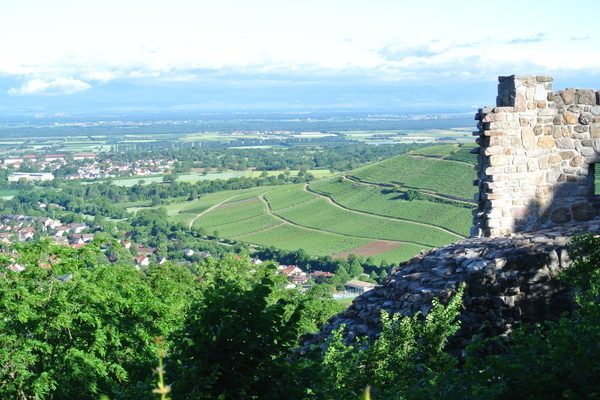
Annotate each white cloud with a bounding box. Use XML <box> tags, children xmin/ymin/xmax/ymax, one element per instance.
<box><xmin>8</xmin><ymin>78</ymin><xmax>92</xmax><ymax>96</ymax></box>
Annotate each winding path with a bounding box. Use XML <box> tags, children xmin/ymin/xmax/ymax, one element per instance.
<box><xmin>187</xmin><ymin>194</ymin><xmax>240</xmax><ymax>228</ymax></box>
<box><xmin>304</xmin><ymin>184</ymin><xmax>465</xmax><ymax>239</ymax></box>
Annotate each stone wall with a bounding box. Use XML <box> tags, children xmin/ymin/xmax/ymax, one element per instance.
<box><xmin>298</xmin><ymin>219</ymin><xmax>600</xmax><ymax>357</ymax></box>
<box><xmin>472</xmin><ymin>75</ymin><xmax>600</xmax><ymax>237</ymax></box>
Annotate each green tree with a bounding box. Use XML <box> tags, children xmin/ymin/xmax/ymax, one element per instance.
<box><xmin>171</xmin><ymin>276</ymin><xmax>305</xmax><ymax>399</ymax></box>
<box><xmin>318</xmin><ymin>285</ymin><xmax>464</xmax><ymax>398</ymax></box>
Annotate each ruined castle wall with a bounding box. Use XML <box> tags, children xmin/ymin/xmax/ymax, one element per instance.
<box><xmin>472</xmin><ymin>75</ymin><xmax>600</xmax><ymax>237</ymax></box>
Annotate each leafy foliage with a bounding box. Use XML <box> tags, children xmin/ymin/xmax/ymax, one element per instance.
<box><xmin>317</xmin><ymin>285</ymin><xmax>464</xmax><ymax>398</ymax></box>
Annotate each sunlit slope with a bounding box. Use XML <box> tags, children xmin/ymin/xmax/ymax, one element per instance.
<box><xmin>350</xmin><ymin>144</ymin><xmax>478</xmax><ymax>201</ymax></box>
<box><xmin>169</xmin><ymin>144</ymin><xmax>477</xmax><ymax>263</ymax></box>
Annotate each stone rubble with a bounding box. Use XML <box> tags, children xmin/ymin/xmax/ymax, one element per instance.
<box><xmin>298</xmin><ymin>219</ymin><xmax>600</xmax><ymax>356</ymax></box>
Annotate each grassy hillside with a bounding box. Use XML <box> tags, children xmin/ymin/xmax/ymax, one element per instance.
<box><xmin>350</xmin><ymin>143</ymin><xmax>477</xmax><ymax>201</ymax></box>
<box><xmin>158</xmin><ymin>144</ymin><xmax>477</xmax><ymax>264</ymax></box>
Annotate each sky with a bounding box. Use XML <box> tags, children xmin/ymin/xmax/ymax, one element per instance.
<box><xmin>1</xmin><ymin>0</ymin><xmax>599</xmax><ymax>115</ymax></box>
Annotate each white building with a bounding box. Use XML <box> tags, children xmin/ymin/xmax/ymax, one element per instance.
<box><xmin>8</xmin><ymin>172</ymin><xmax>54</xmax><ymax>182</ymax></box>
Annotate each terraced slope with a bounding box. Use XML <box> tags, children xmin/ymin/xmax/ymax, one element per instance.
<box><xmin>168</xmin><ymin>144</ymin><xmax>477</xmax><ymax>263</ymax></box>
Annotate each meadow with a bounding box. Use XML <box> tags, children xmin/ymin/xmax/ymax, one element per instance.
<box><xmin>350</xmin><ymin>144</ymin><xmax>478</xmax><ymax>201</ymax></box>
<box><xmin>159</xmin><ymin>143</ymin><xmax>476</xmax><ymax>265</ymax></box>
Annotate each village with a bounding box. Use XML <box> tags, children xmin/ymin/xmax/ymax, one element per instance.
<box><xmin>1</xmin><ymin>152</ymin><xmax>175</xmax><ymax>181</ymax></box>
<box><xmin>0</xmin><ymin>212</ymin><xmax>374</xmax><ymax>295</ymax></box>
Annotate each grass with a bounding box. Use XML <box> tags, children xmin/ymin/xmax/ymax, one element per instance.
<box><xmin>309</xmin><ymin>177</ymin><xmax>472</xmax><ymax>235</ymax></box>
<box><xmin>350</xmin><ymin>153</ymin><xmax>477</xmax><ymax>201</ymax></box>
<box><xmin>273</xmin><ymin>197</ymin><xmax>460</xmax><ymax>246</ymax></box>
<box><xmin>131</xmin><ymin>144</ymin><xmax>478</xmax><ymax>264</ymax></box>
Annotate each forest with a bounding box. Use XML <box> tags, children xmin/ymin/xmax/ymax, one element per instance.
<box><xmin>1</xmin><ymin>233</ymin><xmax>600</xmax><ymax>399</ymax></box>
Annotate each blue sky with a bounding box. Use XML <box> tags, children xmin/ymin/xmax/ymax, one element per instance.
<box><xmin>1</xmin><ymin>0</ymin><xmax>599</xmax><ymax>114</ymax></box>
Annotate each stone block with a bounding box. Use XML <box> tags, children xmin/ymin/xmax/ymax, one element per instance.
<box><xmin>559</xmin><ymin>88</ymin><xmax>575</xmax><ymax>104</ymax></box>
<box><xmin>519</xmin><ymin>117</ymin><xmax>531</xmax><ymax>126</ymax></box>
<box><xmin>571</xmin><ymin>203</ymin><xmax>597</xmax><ymax>221</ymax></box>
<box><xmin>580</xmin><ymin>147</ymin><xmax>596</xmax><ymax>157</ymax></box>
<box><xmin>569</xmin><ymin>156</ymin><xmax>584</xmax><ymax>167</ymax></box>
<box><xmin>490</xmin><ymin>155</ymin><xmax>509</xmax><ymax>166</ymax></box>
<box><xmin>537</xmin><ymin>115</ymin><xmax>556</xmax><ymax>123</ymax></box>
<box><xmin>551</xmin><ymin>207</ymin><xmax>571</xmax><ymax>223</ymax></box>
<box><xmin>554</xmin><ymin>137</ymin><xmax>575</xmax><ymax>149</ymax></box>
<box><xmin>549</xmin><ymin>155</ymin><xmax>562</xmax><ymax>164</ymax></box>
<box><xmin>559</xmin><ymin>150</ymin><xmax>576</xmax><ymax>160</ymax></box>
<box><xmin>552</xmin><ymin>126</ymin><xmax>563</xmax><ymax>138</ymax></box>
<box><xmin>580</xmin><ymin>113</ymin><xmax>593</xmax><ymax>125</ymax></box>
<box><xmin>576</xmin><ymin>89</ymin><xmax>596</xmax><ymax>105</ymax></box>
<box><xmin>482</xmin><ymin>113</ymin><xmax>506</xmax><ymax>123</ymax></box>
<box><xmin>590</xmin><ymin>124</ymin><xmax>600</xmax><ymax>138</ymax></box>
<box><xmin>563</xmin><ymin>112</ymin><xmax>578</xmax><ymax>124</ymax></box>
<box><xmin>484</xmin><ymin>146</ymin><xmax>503</xmax><ymax>156</ymax></box>
<box><xmin>521</xmin><ymin>127</ymin><xmax>536</xmax><ymax>150</ymax></box>
<box><xmin>510</xmin><ymin>206</ymin><xmax>531</xmax><ymax>218</ymax></box>
<box><xmin>535</xmin><ymin>184</ymin><xmax>553</xmax><ymax>199</ymax></box>
<box><xmin>537</xmin><ymin>137</ymin><xmax>555</xmax><ymax>148</ymax></box>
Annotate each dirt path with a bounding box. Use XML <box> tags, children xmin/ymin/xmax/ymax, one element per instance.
<box><xmin>187</xmin><ymin>194</ymin><xmax>240</xmax><ymax>229</ymax></box>
<box><xmin>257</xmin><ymin>192</ymin><xmax>423</xmax><ymax>247</ymax></box>
<box><xmin>343</xmin><ymin>175</ymin><xmax>473</xmax><ymax>205</ymax></box>
<box><xmin>305</xmin><ymin>184</ymin><xmax>465</xmax><ymax>239</ymax></box>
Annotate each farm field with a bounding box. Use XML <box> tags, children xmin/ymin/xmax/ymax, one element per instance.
<box><xmin>114</xmin><ymin>143</ymin><xmax>477</xmax><ymax>265</ymax></box>
<box><xmin>309</xmin><ymin>176</ymin><xmax>473</xmax><ymax>236</ymax></box>
<box><xmin>350</xmin><ymin>144</ymin><xmax>478</xmax><ymax>201</ymax></box>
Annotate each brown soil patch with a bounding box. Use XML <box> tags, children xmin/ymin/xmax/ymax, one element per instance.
<box><xmin>331</xmin><ymin>240</ymin><xmax>403</xmax><ymax>259</ymax></box>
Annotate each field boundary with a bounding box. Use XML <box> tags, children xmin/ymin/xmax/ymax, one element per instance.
<box><xmin>187</xmin><ymin>194</ymin><xmax>241</xmax><ymax>228</ymax></box>
<box><xmin>258</xmin><ymin>193</ymin><xmax>419</xmax><ymax>246</ymax></box>
<box><xmin>306</xmin><ymin>183</ymin><xmax>466</xmax><ymax>239</ymax></box>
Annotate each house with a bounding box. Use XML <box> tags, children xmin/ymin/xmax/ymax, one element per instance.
<box><xmin>278</xmin><ymin>265</ymin><xmax>305</xmax><ymax>277</ymax></box>
<box><xmin>182</xmin><ymin>248</ymin><xmax>195</xmax><ymax>257</ymax></box>
<box><xmin>134</xmin><ymin>256</ymin><xmax>150</xmax><ymax>267</ymax></box>
<box><xmin>73</xmin><ymin>153</ymin><xmax>96</xmax><ymax>160</ymax></box>
<box><xmin>66</xmin><ymin>223</ymin><xmax>88</xmax><ymax>233</ymax></box>
<box><xmin>18</xmin><ymin>227</ymin><xmax>35</xmax><ymax>241</ymax></box>
<box><xmin>38</xmin><ymin>217</ymin><xmax>62</xmax><ymax>229</ymax></box>
<box><xmin>70</xmin><ymin>233</ymin><xmax>94</xmax><ymax>244</ymax></box>
<box><xmin>345</xmin><ymin>279</ymin><xmax>376</xmax><ymax>294</ymax></box>
<box><xmin>6</xmin><ymin>263</ymin><xmax>25</xmax><ymax>272</ymax></box>
<box><xmin>136</xmin><ymin>245</ymin><xmax>155</xmax><ymax>256</ymax></box>
<box><xmin>52</xmin><ymin>236</ymin><xmax>69</xmax><ymax>245</ymax></box>
<box><xmin>278</xmin><ymin>265</ymin><xmax>309</xmax><ymax>286</ymax></box>
<box><xmin>53</xmin><ymin>227</ymin><xmax>70</xmax><ymax>236</ymax></box>
<box><xmin>308</xmin><ymin>270</ymin><xmax>335</xmax><ymax>283</ymax></box>
<box><xmin>0</xmin><ymin>233</ymin><xmax>13</xmax><ymax>244</ymax></box>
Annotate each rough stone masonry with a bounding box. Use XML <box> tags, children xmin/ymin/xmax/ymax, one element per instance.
<box><xmin>472</xmin><ymin>75</ymin><xmax>600</xmax><ymax>237</ymax></box>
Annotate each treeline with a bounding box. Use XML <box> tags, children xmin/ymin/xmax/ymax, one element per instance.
<box><xmin>1</xmin><ymin>172</ymin><xmax>314</xmax><ymax>218</ymax></box>
<box><xmin>106</xmin><ymin>142</ymin><xmax>426</xmax><ymax>173</ymax></box>
<box><xmin>3</xmin><ymin>232</ymin><xmax>599</xmax><ymax>399</ymax></box>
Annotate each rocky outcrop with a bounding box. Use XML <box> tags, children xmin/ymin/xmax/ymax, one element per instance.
<box><xmin>298</xmin><ymin>219</ymin><xmax>600</xmax><ymax>356</ymax></box>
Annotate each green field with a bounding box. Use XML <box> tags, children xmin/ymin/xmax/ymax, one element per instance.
<box><xmin>309</xmin><ymin>177</ymin><xmax>472</xmax><ymax>235</ymax></box>
<box><xmin>129</xmin><ymin>144</ymin><xmax>477</xmax><ymax>265</ymax></box>
<box><xmin>350</xmin><ymin>146</ymin><xmax>477</xmax><ymax>201</ymax></box>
